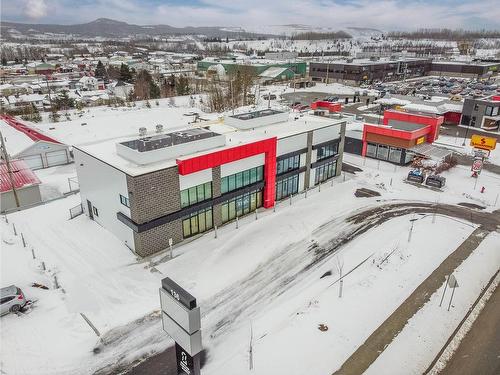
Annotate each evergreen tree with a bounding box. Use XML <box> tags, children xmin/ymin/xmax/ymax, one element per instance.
<box><xmin>1</xmin><ymin>57</ymin><xmax>6</xmax><ymax>66</ymax></box>
<box><xmin>175</xmin><ymin>75</ymin><xmax>190</xmax><ymax>95</ymax></box>
<box><xmin>149</xmin><ymin>81</ymin><xmax>160</xmax><ymax>99</ymax></box>
<box><xmin>95</xmin><ymin>60</ymin><xmax>107</xmax><ymax>79</ymax></box>
<box><xmin>119</xmin><ymin>63</ymin><xmax>133</xmax><ymax>83</ymax></box>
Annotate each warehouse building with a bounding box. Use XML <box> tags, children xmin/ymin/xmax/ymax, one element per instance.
<box><xmin>197</xmin><ymin>57</ymin><xmax>307</xmax><ymax>78</ymax></box>
<box><xmin>0</xmin><ymin>115</ymin><xmax>72</xmax><ymax>170</ymax></box>
<box><xmin>429</xmin><ymin>61</ymin><xmax>500</xmax><ymax>79</ymax></box>
<box><xmin>309</xmin><ymin>58</ymin><xmax>432</xmax><ymax>85</ymax></box>
<box><xmin>460</xmin><ymin>95</ymin><xmax>500</xmax><ymax>131</ymax></box>
<box><xmin>74</xmin><ymin>109</ymin><xmax>346</xmax><ymax>256</ymax></box>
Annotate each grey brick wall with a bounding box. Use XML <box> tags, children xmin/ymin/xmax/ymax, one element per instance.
<box><xmin>126</xmin><ymin>166</ymin><xmax>181</xmax><ymax>224</ymax></box>
<box><xmin>133</xmin><ymin>219</ymin><xmax>183</xmax><ymax>257</ymax></box>
<box><xmin>212</xmin><ymin>166</ymin><xmax>223</xmax><ymax>227</ymax></box>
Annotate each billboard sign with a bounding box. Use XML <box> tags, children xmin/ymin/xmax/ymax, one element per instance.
<box><xmin>470</xmin><ymin>135</ymin><xmax>497</xmax><ymax>151</ymax></box>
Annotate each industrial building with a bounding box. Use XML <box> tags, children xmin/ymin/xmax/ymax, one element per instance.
<box><xmin>429</xmin><ymin>61</ymin><xmax>500</xmax><ymax>79</ymax></box>
<box><xmin>460</xmin><ymin>95</ymin><xmax>500</xmax><ymax>131</ymax></box>
<box><xmin>197</xmin><ymin>57</ymin><xmax>307</xmax><ymax>78</ymax></box>
<box><xmin>74</xmin><ymin>109</ymin><xmax>346</xmax><ymax>257</ymax></box>
<box><xmin>309</xmin><ymin>58</ymin><xmax>432</xmax><ymax>85</ymax></box>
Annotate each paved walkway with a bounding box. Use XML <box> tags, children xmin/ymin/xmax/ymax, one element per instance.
<box><xmin>333</xmin><ymin>226</ymin><xmax>492</xmax><ymax>375</ymax></box>
<box><xmin>438</xmin><ymin>282</ymin><xmax>500</xmax><ymax>375</ymax></box>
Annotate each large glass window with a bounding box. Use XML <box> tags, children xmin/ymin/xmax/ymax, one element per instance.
<box><xmin>182</xmin><ymin>207</ymin><xmax>213</xmax><ymax>238</ymax></box>
<box><xmin>317</xmin><ymin>143</ymin><xmax>338</xmax><ymax>161</ymax></box>
<box><xmin>221</xmin><ymin>166</ymin><xmax>264</xmax><ymax>194</ymax></box>
<box><xmin>376</xmin><ymin>144</ymin><xmax>389</xmax><ymax>160</ymax></box>
<box><xmin>180</xmin><ymin>182</ymin><xmax>212</xmax><ymax>208</ymax></box>
<box><xmin>276</xmin><ymin>154</ymin><xmax>300</xmax><ymax>175</ymax></box>
<box><xmin>388</xmin><ymin>147</ymin><xmax>402</xmax><ymax>164</ymax></box>
<box><xmin>315</xmin><ymin>160</ymin><xmax>337</xmax><ymax>185</ymax></box>
<box><xmin>366</xmin><ymin>143</ymin><xmax>377</xmax><ymax>158</ymax></box>
<box><xmin>221</xmin><ymin>189</ymin><xmax>263</xmax><ymax>223</ymax></box>
<box><xmin>276</xmin><ymin>174</ymin><xmax>299</xmax><ymax>200</ymax></box>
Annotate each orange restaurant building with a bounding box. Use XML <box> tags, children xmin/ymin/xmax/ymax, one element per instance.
<box><xmin>361</xmin><ymin>110</ymin><xmax>444</xmax><ymax>165</ymax></box>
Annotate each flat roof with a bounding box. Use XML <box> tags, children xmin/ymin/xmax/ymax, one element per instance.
<box><xmin>120</xmin><ymin>128</ymin><xmax>220</xmax><ymax>152</ymax></box>
<box><xmin>76</xmin><ymin>111</ymin><xmax>344</xmax><ymax>176</ymax></box>
<box><xmin>229</xmin><ymin>109</ymin><xmax>284</xmax><ymax>121</ymax></box>
<box><xmin>388</xmin><ymin>120</ymin><xmax>428</xmax><ymax>132</ymax></box>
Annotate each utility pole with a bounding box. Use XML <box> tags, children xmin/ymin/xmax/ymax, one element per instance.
<box><xmin>0</xmin><ymin>130</ymin><xmax>20</xmax><ymax>208</ymax></box>
<box><xmin>45</xmin><ymin>75</ymin><xmax>53</xmax><ymax>110</ymax></box>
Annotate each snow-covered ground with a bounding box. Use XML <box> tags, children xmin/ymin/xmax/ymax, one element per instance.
<box><xmin>365</xmin><ymin>231</ymin><xmax>500</xmax><ymax>375</ymax></box>
<box><xmin>1</xmin><ymin>143</ymin><xmax>499</xmax><ymax>374</ymax></box>
<box><xmin>34</xmin><ymin>163</ymin><xmax>78</xmax><ymax>200</ymax></box>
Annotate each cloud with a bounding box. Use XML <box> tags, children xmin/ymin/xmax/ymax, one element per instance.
<box><xmin>3</xmin><ymin>0</ymin><xmax>499</xmax><ymax>30</ymax></box>
<box><xmin>24</xmin><ymin>0</ymin><xmax>48</xmax><ymax>19</ymax></box>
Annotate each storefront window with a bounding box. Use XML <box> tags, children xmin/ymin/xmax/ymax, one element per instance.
<box><xmin>182</xmin><ymin>207</ymin><xmax>213</xmax><ymax>238</ymax></box>
<box><xmin>276</xmin><ymin>174</ymin><xmax>299</xmax><ymax>200</ymax></box>
<box><xmin>315</xmin><ymin>161</ymin><xmax>337</xmax><ymax>185</ymax></box>
<box><xmin>366</xmin><ymin>143</ymin><xmax>377</xmax><ymax>158</ymax></box>
<box><xmin>388</xmin><ymin>147</ymin><xmax>402</xmax><ymax>163</ymax></box>
<box><xmin>376</xmin><ymin>145</ymin><xmax>389</xmax><ymax>160</ymax></box>
<box><xmin>221</xmin><ymin>189</ymin><xmax>263</xmax><ymax>223</ymax></box>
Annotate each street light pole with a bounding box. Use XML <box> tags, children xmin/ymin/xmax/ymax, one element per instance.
<box><xmin>462</xmin><ymin>124</ymin><xmax>470</xmax><ymax>146</ymax></box>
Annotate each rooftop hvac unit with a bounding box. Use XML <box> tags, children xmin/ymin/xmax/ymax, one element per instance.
<box><xmin>139</xmin><ymin>127</ymin><xmax>147</xmax><ymax>137</ymax></box>
<box><xmin>156</xmin><ymin>124</ymin><xmax>164</xmax><ymax>133</ymax></box>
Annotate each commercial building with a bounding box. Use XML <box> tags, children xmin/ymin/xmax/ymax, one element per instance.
<box><xmin>345</xmin><ymin>110</ymin><xmax>444</xmax><ymax>165</ymax></box>
<box><xmin>429</xmin><ymin>61</ymin><xmax>500</xmax><ymax>79</ymax></box>
<box><xmin>460</xmin><ymin>95</ymin><xmax>500</xmax><ymax>131</ymax></box>
<box><xmin>1</xmin><ymin>160</ymin><xmax>42</xmax><ymax>212</ymax></box>
<box><xmin>375</xmin><ymin>95</ymin><xmax>463</xmax><ymax>125</ymax></box>
<box><xmin>74</xmin><ymin>109</ymin><xmax>346</xmax><ymax>257</ymax></box>
<box><xmin>309</xmin><ymin>58</ymin><xmax>432</xmax><ymax>85</ymax></box>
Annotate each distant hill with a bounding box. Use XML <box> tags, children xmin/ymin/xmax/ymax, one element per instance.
<box><xmin>0</xmin><ymin>18</ymin><xmax>267</xmax><ymax>39</ymax></box>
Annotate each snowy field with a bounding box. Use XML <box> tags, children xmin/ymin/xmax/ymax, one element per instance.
<box><xmin>1</xmin><ymin>142</ymin><xmax>499</xmax><ymax>374</ymax></box>
<box><xmin>365</xmin><ymin>231</ymin><xmax>500</xmax><ymax>375</ymax></box>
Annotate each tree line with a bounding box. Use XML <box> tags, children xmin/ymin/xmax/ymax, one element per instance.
<box><xmin>290</xmin><ymin>31</ymin><xmax>352</xmax><ymax>40</ymax></box>
<box><xmin>388</xmin><ymin>29</ymin><xmax>500</xmax><ymax>40</ymax></box>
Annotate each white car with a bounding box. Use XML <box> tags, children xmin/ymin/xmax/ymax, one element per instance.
<box><xmin>1</xmin><ymin>285</ymin><xmax>27</xmax><ymax>315</ymax></box>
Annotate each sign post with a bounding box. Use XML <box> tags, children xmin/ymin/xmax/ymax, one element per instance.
<box><xmin>160</xmin><ymin>277</ymin><xmax>202</xmax><ymax>375</ymax></box>
<box><xmin>168</xmin><ymin>238</ymin><xmax>173</xmax><ymax>258</ymax></box>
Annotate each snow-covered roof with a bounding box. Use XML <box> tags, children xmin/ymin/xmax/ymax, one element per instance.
<box><xmin>73</xmin><ymin>108</ymin><xmax>344</xmax><ymax>176</ymax></box>
<box><xmin>0</xmin><ymin>120</ymin><xmax>35</xmax><ymax>155</ymax></box>
<box><xmin>259</xmin><ymin>67</ymin><xmax>291</xmax><ymax>79</ymax></box>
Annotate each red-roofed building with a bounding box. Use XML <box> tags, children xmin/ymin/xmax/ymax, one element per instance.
<box><xmin>1</xmin><ymin>160</ymin><xmax>42</xmax><ymax>212</ymax></box>
<box><xmin>0</xmin><ymin>115</ymin><xmax>72</xmax><ymax>170</ymax></box>
<box><xmin>360</xmin><ymin>110</ymin><xmax>444</xmax><ymax>165</ymax></box>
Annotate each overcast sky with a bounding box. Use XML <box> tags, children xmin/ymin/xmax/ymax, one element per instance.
<box><xmin>2</xmin><ymin>0</ymin><xmax>499</xmax><ymax>30</ymax></box>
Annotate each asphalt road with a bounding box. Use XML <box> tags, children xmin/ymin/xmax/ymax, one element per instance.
<box><xmin>126</xmin><ymin>345</ymin><xmax>177</xmax><ymax>375</ymax></box>
<box><xmin>438</xmin><ymin>283</ymin><xmax>500</xmax><ymax>375</ymax></box>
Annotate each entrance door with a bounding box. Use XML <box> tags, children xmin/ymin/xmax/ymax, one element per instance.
<box><xmin>87</xmin><ymin>200</ymin><xmax>94</xmax><ymax>220</ymax></box>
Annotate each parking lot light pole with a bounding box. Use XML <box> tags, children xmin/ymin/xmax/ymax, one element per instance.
<box><xmin>462</xmin><ymin>124</ymin><xmax>471</xmax><ymax>146</ymax></box>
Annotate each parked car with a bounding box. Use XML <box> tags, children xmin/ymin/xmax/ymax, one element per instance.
<box><xmin>1</xmin><ymin>285</ymin><xmax>27</xmax><ymax>315</ymax></box>
<box><xmin>262</xmin><ymin>94</ymin><xmax>277</xmax><ymax>100</ymax></box>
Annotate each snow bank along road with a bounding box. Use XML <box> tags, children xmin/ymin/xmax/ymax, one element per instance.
<box><xmin>116</xmin><ymin>202</ymin><xmax>500</xmax><ymax>375</ymax></box>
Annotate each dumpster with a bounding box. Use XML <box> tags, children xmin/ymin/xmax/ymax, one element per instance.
<box><xmin>425</xmin><ymin>175</ymin><xmax>446</xmax><ymax>188</ymax></box>
<box><xmin>407</xmin><ymin>170</ymin><xmax>424</xmax><ymax>183</ymax></box>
